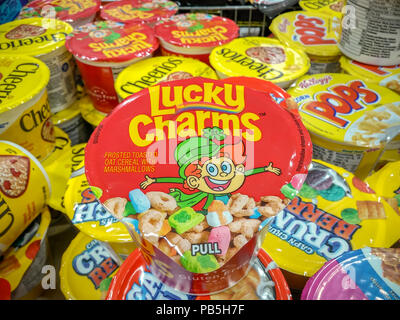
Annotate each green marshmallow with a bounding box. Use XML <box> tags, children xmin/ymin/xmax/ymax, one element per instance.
<box><xmin>280</xmin><ymin>183</ymin><xmax>297</xmax><ymax>200</ymax></box>
<box><xmin>123</xmin><ymin>201</ymin><xmax>136</xmax><ymax>217</ymax></box>
<box><xmin>341</xmin><ymin>208</ymin><xmax>361</xmax><ymax>225</ymax></box>
<box><xmin>99</xmin><ymin>277</ymin><xmax>113</xmax><ymax>292</ymax></box>
<box><xmin>318</xmin><ymin>184</ymin><xmax>346</xmax><ymax>202</ymax></box>
<box><xmin>394</xmin><ymin>194</ymin><xmax>400</xmax><ymax>207</ymax></box>
<box><xmin>299</xmin><ymin>183</ymin><xmax>319</xmax><ymax>199</ymax></box>
<box><xmin>168</xmin><ymin>207</ymin><xmax>205</xmax><ymax>234</ymax></box>
<box><xmin>180</xmin><ymin>251</ymin><xmax>219</xmax><ymax>273</ymax></box>
<box><xmin>90</xmin><ymin>186</ymin><xmax>103</xmax><ymax>199</ymax></box>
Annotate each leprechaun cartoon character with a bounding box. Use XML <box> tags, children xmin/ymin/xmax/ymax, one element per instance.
<box><xmin>140</xmin><ymin>127</ymin><xmax>281</xmax><ymax>210</ymax></box>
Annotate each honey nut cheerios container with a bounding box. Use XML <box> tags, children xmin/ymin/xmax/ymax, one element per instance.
<box><xmin>270</xmin><ymin>11</ymin><xmax>342</xmax><ymax>75</ymax></box>
<box><xmin>0</xmin><ymin>207</ymin><xmax>51</xmax><ymax>300</ymax></box>
<box><xmin>101</xmin><ymin>0</ymin><xmax>178</xmax><ymax>28</ymax></box>
<box><xmin>0</xmin><ymin>55</ymin><xmax>55</xmax><ymax>161</ymax></box>
<box><xmin>60</xmin><ymin>232</ymin><xmax>121</xmax><ymax>300</ymax></box>
<box><xmin>299</xmin><ymin>0</ymin><xmax>345</xmax><ymax>17</ymax></box>
<box><xmin>288</xmin><ymin>73</ymin><xmax>400</xmax><ymax>180</ymax></box>
<box><xmin>154</xmin><ymin>13</ymin><xmax>239</xmax><ymax>66</ymax></box>
<box><xmin>115</xmin><ymin>56</ymin><xmax>218</xmax><ymax>101</ymax></box>
<box><xmin>0</xmin><ymin>140</ymin><xmax>51</xmax><ymax>257</ymax></box>
<box><xmin>106</xmin><ymin>247</ymin><xmax>292</xmax><ymax>300</ymax></box>
<box><xmin>209</xmin><ymin>37</ymin><xmax>310</xmax><ymax>89</ymax></box>
<box><xmin>18</xmin><ymin>0</ymin><xmax>100</xmax><ymax>29</ymax></box>
<box><xmin>85</xmin><ymin>77</ymin><xmax>312</xmax><ymax>295</ymax></box>
<box><xmin>262</xmin><ymin>159</ymin><xmax>400</xmax><ymax>291</ymax></box>
<box><xmin>0</xmin><ymin>18</ymin><xmax>77</xmax><ymax>113</ymax></box>
<box><xmin>66</xmin><ymin>21</ymin><xmax>159</xmax><ymax>114</ymax></box>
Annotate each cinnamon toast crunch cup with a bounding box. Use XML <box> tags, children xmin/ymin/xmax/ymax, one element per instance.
<box><xmin>84</xmin><ymin>77</ymin><xmax>312</xmax><ymax>295</ymax></box>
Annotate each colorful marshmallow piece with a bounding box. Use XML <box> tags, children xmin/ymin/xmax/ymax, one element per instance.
<box><xmin>208</xmin><ymin>226</ymin><xmax>231</xmax><ymax>256</ymax></box>
<box><xmin>206</xmin><ymin>200</ymin><xmax>233</xmax><ymax>227</ymax></box>
<box><xmin>122</xmin><ymin>217</ymin><xmax>141</xmax><ymax>235</ymax></box>
<box><xmin>249</xmin><ymin>207</ymin><xmax>261</xmax><ymax>219</ymax></box>
<box><xmin>159</xmin><ymin>219</ymin><xmax>171</xmax><ymax>237</ymax></box>
<box><xmin>123</xmin><ymin>201</ymin><xmax>136</xmax><ymax>217</ymax></box>
<box><xmin>180</xmin><ymin>251</ymin><xmax>220</xmax><ymax>273</ymax></box>
<box><xmin>280</xmin><ymin>183</ymin><xmax>297</xmax><ymax>200</ymax></box>
<box><xmin>168</xmin><ymin>207</ymin><xmax>205</xmax><ymax>234</ymax></box>
<box><xmin>290</xmin><ymin>173</ymin><xmax>307</xmax><ymax>190</ymax></box>
<box><xmin>128</xmin><ymin>188</ymin><xmax>151</xmax><ymax>213</ymax></box>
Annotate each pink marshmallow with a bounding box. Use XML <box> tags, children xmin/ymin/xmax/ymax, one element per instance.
<box><xmin>208</xmin><ymin>226</ymin><xmax>231</xmax><ymax>256</ymax></box>
<box><xmin>290</xmin><ymin>173</ymin><xmax>307</xmax><ymax>190</ymax></box>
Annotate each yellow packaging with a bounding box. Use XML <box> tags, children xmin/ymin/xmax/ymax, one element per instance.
<box><xmin>270</xmin><ymin>11</ymin><xmax>341</xmax><ymax>74</ymax></box>
<box><xmin>209</xmin><ymin>37</ymin><xmax>310</xmax><ymax>89</ymax></box>
<box><xmin>60</xmin><ymin>232</ymin><xmax>120</xmax><ymax>300</ymax></box>
<box><xmin>70</xmin><ymin>142</ymin><xmax>86</xmax><ymax>175</ymax></box>
<box><xmin>288</xmin><ymin>73</ymin><xmax>400</xmax><ymax>179</ymax></box>
<box><xmin>115</xmin><ymin>56</ymin><xmax>218</xmax><ymax>101</ymax></box>
<box><xmin>0</xmin><ymin>140</ymin><xmax>51</xmax><ymax>256</ymax></box>
<box><xmin>299</xmin><ymin>0</ymin><xmax>345</xmax><ymax>17</ymax></box>
<box><xmin>262</xmin><ymin>160</ymin><xmax>400</xmax><ymax>283</ymax></box>
<box><xmin>0</xmin><ymin>55</ymin><xmax>54</xmax><ymax>161</ymax></box>
<box><xmin>78</xmin><ymin>94</ymin><xmax>106</xmax><ymax>128</ymax></box>
<box><xmin>0</xmin><ymin>207</ymin><xmax>51</xmax><ymax>300</ymax></box>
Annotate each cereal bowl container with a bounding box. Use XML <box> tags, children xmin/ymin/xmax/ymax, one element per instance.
<box><xmin>66</xmin><ymin>21</ymin><xmax>159</xmax><ymax>114</ymax></box>
<box><xmin>106</xmin><ymin>247</ymin><xmax>292</xmax><ymax>300</ymax></box>
<box><xmin>101</xmin><ymin>0</ymin><xmax>178</xmax><ymax>28</ymax></box>
<box><xmin>270</xmin><ymin>11</ymin><xmax>342</xmax><ymax>74</ymax></box>
<box><xmin>85</xmin><ymin>77</ymin><xmax>312</xmax><ymax>295</ymax></box>
<box><xmin>0</xmin><ymin>18</ymin><xmax>76</xmax><ymax>113</ymax></box>
<box><xmin>209</xmin><ymin>37</ymin><xmax>310</xmax><ymax>89</ymax></box>
<box><xmin>155</xmin><ymin>13</ymin><xmax>239</xmax><ymax>65</ymax></box>
<box><xmin>288</xmin><ymin>73</ymin><xmax>400</xmax><ymax>180</ymax></box>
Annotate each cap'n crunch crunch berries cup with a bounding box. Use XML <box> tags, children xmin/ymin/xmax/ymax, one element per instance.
<box><xmin>84</xmin><ymin>77</ymin><xmax>312</xmax><ymax>295</ymax></box>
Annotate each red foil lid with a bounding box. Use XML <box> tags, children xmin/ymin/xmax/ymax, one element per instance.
<box><xmin>65</xmin><ymin>21</ymin><xmax>159</xmax><ymax>63</ymax></box>
<box><xmin>155</xmin><ymin>13</ymin><xmax>239</xmax><ymax>48</ymax></box>
<box><xmin>101</xmin><ymin>0</ymin><xmax>178</xmax><ymax>25</ymax></box>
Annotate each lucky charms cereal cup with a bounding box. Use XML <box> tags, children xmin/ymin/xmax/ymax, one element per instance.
<box><xmin>84</xmin><ymin>77</ymin><xmax>312</xmax><ymax>295</ymax></box>
<box><xmin>209</xmin><ymin>37</ymin><xmax>310</xmax><ymax>89</ymax></box>
<box><xmin>0</xmin><ymin>55</ymin><xmax>55</xmax><ymax>161</ymax></box>
<box><xmin>288</xmin><ymin>73</ymin><xmax>400</xmax><ymax>180</ymax></box>
<box><xmin>60</xmin><ymin>232</ymin><xmax>121</xmax><ymax>300</ymax></box>
<box><xmin>19</xmin><ymin>0</ymin><xmax>100</xmax><ymax>29</ymax></box>
<box><xmin>155</xmin><ymin>13</ymin><xmax>239</xmax><ymax>65</ymax></box>
<box><xmin>0</xmin><ymin>207</ymin><xmax>51</xmax><ymax>300</ymax></box>
<box><xmin>301</xmin><ymin>247</ymin><xmax>400</xmax><ymax>300</ymax></box>
<box><xmin>299</xmin><ymin>0</ymin><xmax>345</xmax><ymax>17</ymax></box>
<box><xmin>0</xmin><ymin>18</ymin><xmax>77</xmax><ymax>113</ymax></box>
<box><xmin>101</xmin><ymin>0</ymin><xmax>178</xmax><ymax>28</ymax></box>
<box><xmin>106</xmin><ymin>247</ymin><xmax>292</xmax><ymax>300</ymax></box>
<box><xmin>115</xmin><ymin>56</ymin><xmax>218</xmax><ymax>101</ymax></box>
<box><xmin>270</xmin><ymin>11</ymin><xmax>342</xmax><ymax>74</ymax></box>
<box><xmin>0</xmin><ymin>140</ymin><xmax>51</xmax><ymax>257</ymax></box>
<box><xmin>66</xmin><ymin>21</ymin><xmax>159</xmax><ymax>114</ymax></box>
<box><xmin>262</xmin><ymin>159</ymin><xmax>400</xmax><ymax>291</ymax></box>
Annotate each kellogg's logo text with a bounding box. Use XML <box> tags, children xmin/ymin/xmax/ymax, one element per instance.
<box><xmin>294</xmin><ymin>14</ymin><xmax>337</xmax><ymax>46</ymax></box>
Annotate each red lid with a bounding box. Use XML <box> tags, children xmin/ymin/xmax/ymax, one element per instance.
<box><xmin>65</xmin><ymin>21</ymin><xmax>159</xmax><ymax>63</ymax></box>
<box><xmin>101</xmin><ymin>0</ymin><xmax>178</xmax><ymax>26</ymax></box>
<box><xmin>25</xmin><ymin>0</ymin><xmax>100</xmax><ymax>22</ymax></box>
<box><xmin>155</xmin><ymin>13</ymin><xmax>239</xmax><ymax>48</ymax></box>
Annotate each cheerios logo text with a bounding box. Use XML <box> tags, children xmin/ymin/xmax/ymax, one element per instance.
<box><xmin>0</xmin><ymin>196</ymin><xmax>14</xmax><ymax>237</ymax></box>
<box><xmin>294</xmin><ymin>14</ymin><xmax>336</xmax><ymax>46</ymax></box>
<box><xmin>0</xmin><ymin>32</ymin><xmax>68</xmax><ymax>50</ymax></box>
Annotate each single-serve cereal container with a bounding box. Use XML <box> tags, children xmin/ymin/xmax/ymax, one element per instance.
<box><xmin>85</xmin><ymin>77</ymin><xmax>312</xmax><ymax>295</ymax></box>
<box><xmin>0</xmin><ymin>140</ymin><xmax>51</xmax><ymax>257</ymax></box>
<box><xmin>0</xmin><ymin>55</ymin><xmax>55</xmax><ymax>161</ymax></box>
<box><xmin>18</xmin><ymin>0</ymin><xmax>100</xmax><ymax>29</ymax></box>
<box><xmin>60</xmin><ymin>232</ymin><xmax>121</xmax><ymax>300</ymax></box>
<box><xmin>101</xmin><ymin>0</ymin><xmax>178</xmax><ymax>28</ymax></box>
<box><xmin>0</xmin><ymin>207</ymin><xmax>51</xmax><ymax>300</ymax></box>
<box><xmin>78</xmin><ymin>95</ymin><xmax>106</xmax><ymax>129</ymax></box>
<box><xmin>155</xmin><ymin>13</ymin><xmax>239</xmax><ymax>65</ymax></box>
<box><xmin>299</xmin><ymin>0</ymin><xmax>344</xmax><ymax>17</ymax></box>
<box><xmin>288</xmin><ymin>73</ymin><xmax>400</xmax><ymax>180</ymax></box>
<box><xmin>65</xmin><ymin>21</ymin><xmax>159</xmax><ymax>114</ymax></box>
<box><xmin>262</xmin><ymin>159</ymin><xmax>400</xmax><ymax>290</ymax></box>
<box><xmin>106</xmin><ymin>247</ymin><xmax>292</xmax><ymax>300</ymax></box>
<box><xmin>301</xmin><ymin>247</ymin><xmax>400</xmax><ymax>300</ymax></box>
<box><xmin>270</xmin><ymin>11</ymin><xmax>342</xmax><ymax>74</ymax></box>
<box><xmin>0</xmin><ymin>18</ymin><xmax>77</xmax><ymax>113</ymax></box>
<box><xmin>115</xmin><ymin>56</ymin><xmax>218</xmax><ymax>101</ymax></box>
<box><xmin>209</xmin><ymin>37</ymin><xmax>310</xmax><ymax>89</ymax></box>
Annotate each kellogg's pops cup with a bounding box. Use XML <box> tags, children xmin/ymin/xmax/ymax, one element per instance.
<box><xmin>85</xmin><ymin>77</ymin><xmax>312</xmax><ymax>295</ymax></box>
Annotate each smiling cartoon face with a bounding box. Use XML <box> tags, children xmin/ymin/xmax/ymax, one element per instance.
<box><xmin>186</xmin><ymin>156</ymin><xmax>245</xmax><ymax>194</ymax></box>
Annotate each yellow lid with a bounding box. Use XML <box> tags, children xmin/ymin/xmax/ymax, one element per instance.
<box><xmin>299</xmin><ymin>0</ymin><xmax>345</xmax><ymax>17</ymax></box>
<box><xmin>0</xmin><ymin>18</ymin><xmax>73</xmax><ymax>57</ymax></box>
<box><xmin>60</xmin><ymin>232</ymin><xmax>120</xmax><ymax>300</ymax></box>
<box><xmin>78</xmin><ymin>94</ymin><xmax>106</xmax><ymax>127</ymax></box>
<box><xmin>64</xmin><ymin>167</ymin><xmax>133</xmax><ymax>242</ymax></box>
<box><xmin>52</xmin><ymin>98</ymin><xmax>82</xmax><ymax>125</ymax></box>
<box><xmin>262</xmin><ymin>159</ymin><xmax>400</xmax><ymax>277</ymax></box>
<box><xmin>0</xmin><ymin>207</ymin><xmax>51</xmax><ymax>293</ymax></box>
<box><xmin>209</xmin><ymin>37</ymin><xmax>310</xmax><ymax>86</ymax></box>
<box><xmin>340</xmin><ymin>56</ymin><xmax>400</xmax><ymax>95</ymax></box>
<box><xmin>288</xmin><ymin>73</ymin><xmax>400</xmax><ymax>148</ymax></box>
<box><xmin>115</xmin><ymin>56</ymin><xmax>218</xmax><ymax>100</ymax></box>
<box><xmin>0</xmin><ymin>55</ymin><xmax>50</xmax><ymax>114</ymax></box>
<box><xmin>270</xmin><ymin>11</ymin><xmax>341</xmax><ymax>58</ymax></box>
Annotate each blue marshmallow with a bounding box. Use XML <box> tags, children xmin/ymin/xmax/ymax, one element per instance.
<box><xmin>129</xmin><ymin>188</ymin><xmax>151</xmax><ymax>213</ymax></box>
<box><xmin>249</xmin><ymin>208</ymin><xmax>261</xmax><ymax>219</ymax></box>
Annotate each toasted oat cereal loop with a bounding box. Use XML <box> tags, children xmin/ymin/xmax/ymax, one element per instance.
<box><xmin>228</xmin><ymin>194</ymin><xmax>256</xmax><ymax>217</ymax></box>
<box><xmin>146</xmin><ymin>191</ymin><xmax>178</xmax><ymax>214</ymax></box>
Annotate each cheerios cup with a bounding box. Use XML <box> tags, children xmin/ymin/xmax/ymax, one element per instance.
<box><xmin>299</xmin><ymin>0</ymin><xmax>345</xmax><ymax>17</ymax></box>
